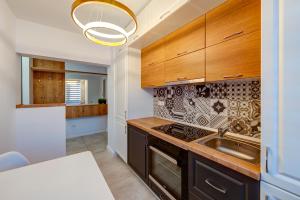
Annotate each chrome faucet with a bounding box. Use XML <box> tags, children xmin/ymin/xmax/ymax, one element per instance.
<box><xmin>218</xmin><ymin>128</ymin><xmax>228</xmax><ymax>137</ymax></box>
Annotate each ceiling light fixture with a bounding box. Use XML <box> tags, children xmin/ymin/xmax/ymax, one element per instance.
<box><xmin>83</xmin><ymin>21</ymin><xmax>128</xmax><ymax>46</ymax></box>
<box><xmin>71</xmin><ymin>0</ymin><xmax>137</xmax><ymax>46</ymax></box>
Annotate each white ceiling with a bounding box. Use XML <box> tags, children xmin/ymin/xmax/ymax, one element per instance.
<box><xmin>7</xmin><ymin>0</ymin><xmax>151</xmax><ymax>33</ymax></box>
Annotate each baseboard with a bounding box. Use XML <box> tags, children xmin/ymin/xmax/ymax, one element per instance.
<box><xmin>66</xmin><ymin>129</ymin><xmax>107</xmax><ymax>139</ymax></box>
<box><xmin>106</xmin><ymin>145</ymin><xmax>116</xmax><ymax>155</ymax></box>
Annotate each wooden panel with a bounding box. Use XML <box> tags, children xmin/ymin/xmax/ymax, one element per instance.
<box><xmin>206</xmin><ymin>31</ymin><xmax>261</xmax><ymax>82</ymax></box>
<box><xmin>165</xmin><ymin>49</ymin><xmax>205</xmax><ymax>83</ymax></box>
<box><xmin>32</xmin><ymin>58</ymin><xmax>65</xmax><ymax>71</ymax></box>
<box><xmin>33</xmin><ymin>71</ymin><xmax>65</xmax><ymax>104</ymax></box>
<box><xmin>206</xmin><ymin>0</ymin><xmax>261</xmax><ymax>47</ymax></box>
<box><xmin>141</xmin><ymin>62</ymin><xmax>165</xmax><ymax>88</ymax></box>
<box><xmin>66</xmin><ymin>104</ymin><xmax>108</xmax><ymax>119</ymax></box>
<box><xmin>16</xmin><ymin>103</ymin><xmax>65</xmax><ymax>109</ymax></box>
<box><xmin>141</xmin><ymin>38</ymin><xmax>165</xmax><ymax>88</ymax></box>
<box><xmin>165</xmin><ymin>15</ymin><xmax>205</xmax><ymax>60</ymax></box>
<box><xmin>141</xmin><ymin>38</ymin><xmax>165</xmax><ymax>67</ymax></box>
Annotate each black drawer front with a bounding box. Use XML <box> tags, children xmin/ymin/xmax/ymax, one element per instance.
<box><xmin>192</xmin><ymin>160</ymin><xmax>245</xmax><ymax>200</ymax></box>
<box><xmin>189</xmin><ymin>153</ymin><xmax>260</xmax><ymax>200</ymax></box>
<box><xmin>149</xmin><ymin>179</ymin><xmax>172</xmax><ymax>200</ymax></box>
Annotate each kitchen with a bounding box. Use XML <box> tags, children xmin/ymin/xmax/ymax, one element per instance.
<box><xmin>0</xmin><ymin>0</ymin><xmax>299</xmax><ymax>200</ymax></box>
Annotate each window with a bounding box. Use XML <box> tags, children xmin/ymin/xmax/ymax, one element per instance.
<box><xmin>65</xmin><ymin>79</ymin><xmax>88</xmax><ymax>104</ymax></box>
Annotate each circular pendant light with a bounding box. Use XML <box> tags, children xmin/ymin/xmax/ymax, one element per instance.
<box><xmin>71</xmin><ymin>0</ymin><xmax>137</xmax><ymax>46</ymax></box>
<box><xmin>84</xmin><ymin>21</ymin><xmax>128</xmax><ymax>46</ymax></box>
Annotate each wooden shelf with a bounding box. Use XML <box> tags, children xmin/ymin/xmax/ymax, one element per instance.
<box><xmin>16</xmin><ymin>103</ymin><xmax>66</xmax><ymax>109</ymax></box>
<box><xmin>31</xmin><ymin>67</ymin><xmax>65</xmax><ymax>73</ymax></box>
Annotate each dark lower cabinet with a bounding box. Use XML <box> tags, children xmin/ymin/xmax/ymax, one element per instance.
<box><xmin>149</xmin><ymin>178</ymin><xmax>172</xmax><ymax>200</ymax></box>
<box><xmin>189</xmin><ymin>152</ymin><xmax>260</xmax><ymax>200</ymax></box>
<box><xmin>127</xmin><ymin>125</ymin><xmax>148</xmax><ymax>182</ymax></box>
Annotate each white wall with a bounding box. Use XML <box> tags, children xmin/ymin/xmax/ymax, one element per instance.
<box><xmin>21</xmin><ymin>57</ymin><xmax>30</xmax><ymax>104</ymax></box>
<box><xmin>66</xmin><ymin>116</ymin><xmax>107</xmax><ymax>139</ymax></box>
<box><xmin>0</xmin><ymin>1</ymin><xmax>21</xmax><ymax>153</ymax></box>
<box><xmin>16</xmin><ymin>19</ymin><xmax>112</xmax><ymax>66</ymax></box>
<box><xmin>15</xmin><ymin>107</ymin><xmax>66</xmax><ymax>163</ymax></box>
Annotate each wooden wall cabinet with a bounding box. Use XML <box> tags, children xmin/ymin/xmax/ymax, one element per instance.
<box><xmin>141</xmin><ymin>39</ymin><xmax>165</xmax><ymax>88</ymax></box>
<box><xmin>140</xmin><ymin>0</ymin><xmax>261</xmax><ymax>87</ymax></box>
<box><xmin>206</xmin><ymin>0</ymin><xmax>261</xmax><ymax>47</ymax></box>
<box><xmin>165</xmin><ymin>49</ymin><xmax>205</xmax><ymax>83</ymax></box>
<box><xmin>32</xmin><ymin>59</ymin><xmax>65</xmax><ymax>104</ymax></box>
<box><xmin>66</xmin><ymin>104</ymin><xmax>108</xmax><ymax>119</ymax></box>
<box><xmin>206</xmin><ymin>31</ymin><xmax>261</xmax><ymax>82</ymax></box>
<box><xmin>141</xmin><ymin>62</ymin><xmax>165</xmax><ymax>88</ymax></box>
<box><xmin>165</xmin><ymin>15</ymin><xmax>206</xmax><ymax>60</ymax></box>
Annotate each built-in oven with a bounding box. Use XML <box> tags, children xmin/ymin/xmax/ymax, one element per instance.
<box><xmin>147</xmin><ymin>135</ymin><xmax>188</xmax><ymax>200</ymax></box>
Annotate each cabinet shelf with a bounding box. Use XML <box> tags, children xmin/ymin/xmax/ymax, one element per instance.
<box><xmin>31</xmin><ymin>67</ymin><xmax>66</xmax><ymax>73</ymax></box>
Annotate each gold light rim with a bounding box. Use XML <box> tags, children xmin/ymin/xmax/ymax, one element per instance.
<box><xmin>71</xmin><ymin>0</ymin><xmax>138</xmax><ymax>39</ymax></box>
<box><xmin>83</xmin><ymin>21</ymin><xmax>128</xmax><ymax>47</ymax></box>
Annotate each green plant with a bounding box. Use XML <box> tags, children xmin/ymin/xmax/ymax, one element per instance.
<box><xmin>98</xmin><ymin>98</ymin><xmax>107</xmax><ymax>104</ymax></box>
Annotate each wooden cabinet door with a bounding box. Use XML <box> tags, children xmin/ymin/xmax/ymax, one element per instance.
<box><xmin>206</xmin><ymin>0</ymin><xmax>261</xmax><ymax>47</ymax></box>
<box><xmin>141</xmin><ymin>39</ymin><xmax>165</xmax><ymax>88</ymax></box>
<box><xmin>206</xmin><ymin>31</ymin><xmax>261</xmax><ymax>82</ymax></box>
<box><xmin>141</xmin><ymin>62</ymin><xmax>165</xmax><ymax>88</ymax></box>
<box><xmin>33</xmin><ymin>72</ymin><xmax>65</xmax><ymax>104</ymax></box>
<box><xmin>165</xmin><ymin>15</ymin><xmax>205</xmax><ymax>60</ymax></box>
<box><xmin>141</xmin><ymin>39</ymin><xmax>165</xmax><ymax>67</ymax></box>
<box><xmin>165</xmin><ymin>49</ymin><xmax>205</xmax><ymax>83</ymax></box>
<box><xmin>128</xmin><ymin>125</ymin><xmax>147</xmax><ymax>182</ymax></box>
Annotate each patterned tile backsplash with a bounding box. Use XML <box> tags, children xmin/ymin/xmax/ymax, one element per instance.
<box><xmin>154</xmin><ymin>79</ymin><xmax>261</xmax><ymax>138</ymax></box>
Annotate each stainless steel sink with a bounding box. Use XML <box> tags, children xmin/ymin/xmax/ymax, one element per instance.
<box><xmin>200</xmin><ymin>137</ymin><xmax>260</xmax><ymax>164</ymax></box>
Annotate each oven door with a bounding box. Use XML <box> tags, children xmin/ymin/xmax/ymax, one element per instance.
<box><xmin>148</xmin><ymin>146</ymin><xmax>181</xmax><ymax>200</ymax></box>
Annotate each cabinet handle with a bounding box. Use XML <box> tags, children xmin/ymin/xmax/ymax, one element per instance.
<box><xmin>223</xmin><ymin>74</ymin><xmax>243</xmax><ymax>79</ymax></box>
<box><xmin>205</xmin><ymin>179</ymin><xmax>227</xmax><ymax>194</ymax></box>
<box><xmin>177</xmin><ymin>77</ymin><xmax>188</xmax><ymax>81</ymax></box>
<box><xmin>160</xmin><ymin>10</ymin><xmax>171</xmax><ymax>20</ymax></box>
<box><xmin>223</xmin><ymin>31</ymin><xmax>244</xmax><ymax>40</ymax></box>
<box><xmin>177</xmin><ymin>51</ymin><xmax>188</xmax><ymax>56</ymax></box>
<box><xmin>265</xmin><ymin>146</ymin><xmax>270</xmax><ymax>173</ymax></box>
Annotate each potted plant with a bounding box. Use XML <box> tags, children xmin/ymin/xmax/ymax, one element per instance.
<box><xmin>98</xmin><ymin>98</ymin><xmax>107</xmax><ymax>104</ymax></box>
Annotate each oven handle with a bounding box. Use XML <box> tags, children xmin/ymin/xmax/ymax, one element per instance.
<box><xmin>149</xmin><ymin>146</ymin><xmax>178</xmax><ymax>165</ymax></box>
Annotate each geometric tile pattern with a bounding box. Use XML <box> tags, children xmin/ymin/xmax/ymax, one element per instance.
<box><xmin>153</xmin><ymin>79</ymin><xmax>261</xmax><ymax>138</ymax></box>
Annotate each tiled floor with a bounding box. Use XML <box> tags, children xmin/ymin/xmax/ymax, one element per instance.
<box><xmin>66</xmin><ymin>133</ymin><xmax>157</xmax><ymax>200</ymax></box>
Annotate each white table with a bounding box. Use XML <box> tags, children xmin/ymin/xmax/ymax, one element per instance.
<box><xmin>0</xmin><ymin>152</ymin><xmax>115</xmax><ymax>200</ymax></box>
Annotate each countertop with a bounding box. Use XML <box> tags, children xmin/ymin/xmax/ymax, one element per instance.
<box><xmin>16</xmin><ymin>103</ymin><xmax>66</xmax><ymax>108</ymax></box>
<box><xmin>66</xmin><ymin>104</ymin><xmax>107</xmax><ymax>107</ymax></box>
<box><xmin>0</xmin><ymin>152</ymin><xmax>115</xmax><ymax>200</ymax></box>
<box><xmin>127</xmin><ymin>117</ymin><xmax>261</xmax><ymax>180</ymax></box>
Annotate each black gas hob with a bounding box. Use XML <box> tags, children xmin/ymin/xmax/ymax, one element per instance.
<box><xmin>152</xmin><ymin>123</ymin><xmax>215</xmax><ymax>142</ymax></box>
